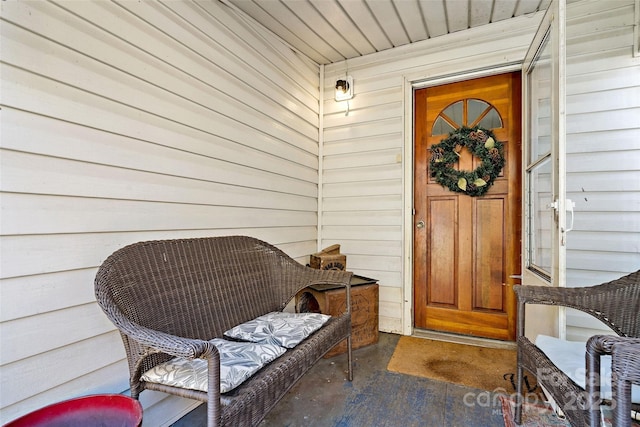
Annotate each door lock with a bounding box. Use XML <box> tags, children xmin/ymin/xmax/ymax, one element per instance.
<box><xmin>416</xmin><ymin>220</ymin><xmax>425</xmax><ymax>229</ymax></box>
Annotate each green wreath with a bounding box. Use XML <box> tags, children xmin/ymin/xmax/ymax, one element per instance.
<box><xmin>429</xmin><ymin>126</ymin><xmax>505</xmax><ymax>197</ymax></box>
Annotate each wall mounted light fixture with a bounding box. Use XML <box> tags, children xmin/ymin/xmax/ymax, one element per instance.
<box><xmin>335</xmin><ymin>76</ymin><xmax>353</xmax><ymax>101</ymax></box>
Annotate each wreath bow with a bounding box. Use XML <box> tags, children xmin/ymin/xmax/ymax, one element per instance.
<box><xmin>429</xmin><ymin>126</ymin><xmax>505</xmax><ymax>197</ymax></box>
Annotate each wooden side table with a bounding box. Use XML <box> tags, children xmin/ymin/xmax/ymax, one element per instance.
<box><xmin>297</xmin><ymin>275</ymin><xmax>379</xmax><ymax>357</ymax></box>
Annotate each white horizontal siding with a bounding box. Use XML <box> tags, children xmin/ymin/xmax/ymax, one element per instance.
<box><xmin>563</xmin><ymin>0</ymin><xmax>640</xmax><ymax>335</ymax></box>
<box><xmin>321</xmin><ymin>13</ymin><xmax>545</xmax><ymax>334</ymax></box>
<box><xmin>0</xmin><ymin>0</ymin><xmax>320</xmax><ymax>424</ymax></box>
<box><xmin>1</xmin><ymin>332</ymin><xmax>128</xmax><ymax>408</ymax></box>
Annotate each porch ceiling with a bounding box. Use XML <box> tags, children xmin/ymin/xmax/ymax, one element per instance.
<box><xmin>222</xmin><ymin>0</ymin><xmax>552</xmax><ymax>65</ymax></box>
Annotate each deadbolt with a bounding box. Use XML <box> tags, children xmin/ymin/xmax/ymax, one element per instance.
<box><xmin>416</xmin><ymin>220</ymin><xmax>425</xmax><ymax>229</ymax></box>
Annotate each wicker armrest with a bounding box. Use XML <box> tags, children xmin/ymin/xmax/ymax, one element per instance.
<box><xmin>302</xmin><ymin>269</ymin><xmax>352</xmax><ymax>290</ymax></box>
<box><xmin>586</xmin><ymin>335</ymin><xmax>640</xmax><ymax>415</ymax></box>
<box><xmin>514</xmin><ymin>284</ymin><xmax>597</xmax><ymax>307</ymax></box>
<box><xmin>307</xmin><ymin>278</ymin><xmax>352</xmax><ymax>288</ymax></box>
<box><xmin>514</xmin><ymin>270</ymin><xmax>640</xmax><ymax>338</ymax></box>
<box><xmin>305</xmin><ymin>276</ymin><xmax>352</xmax><ymax>293</ymax></box>
<box><xmin>612</xmin><ymin>342</ymin><xmax>640</xmax><ymax>381</ymax></box>
<box><xmin>304</xmin><ymin>268</ymin><xmax>352</xmax><ymax>285</ymax></box>
<box><xmin>105</xmin><ymin>308</ymin><xmax>218</xmax><ymax>360</ymax></box>
<box><xmin>587</xmin><ymin>335</ymin><xmax>640</xmax><ymax>357</ymax></box>
<box><xmin>611</xmin><ymin>342</ymin><xmax>640</xmax><ymax>427</ymax></box>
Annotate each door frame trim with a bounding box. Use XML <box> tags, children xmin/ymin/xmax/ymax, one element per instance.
<box><xmin>401</xmin><ymin>63</ymin><xmax>523</xmax><ymax>336</ymax></box>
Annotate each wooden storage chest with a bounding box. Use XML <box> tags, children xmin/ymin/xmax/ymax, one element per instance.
<box><xmin>296</xmin><ymin>275</ymin><xmax>379</xmax><ymax>357</ymax></box>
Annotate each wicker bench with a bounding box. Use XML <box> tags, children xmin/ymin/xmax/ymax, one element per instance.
<box><xmin>95</xmin><ymin>236</ymin><xmax>353</xmax><ymax>427</ymax></box>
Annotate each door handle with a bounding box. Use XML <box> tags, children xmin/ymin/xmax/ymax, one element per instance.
<box><xmin>565</xmin><ymin>199</ymin><xmax>575</xmax><ymax>233</ymax></box>
<box><xmin>416</xmin><ymin>220</ymin><xmax>425</xmax><ymax>229</ymax></box>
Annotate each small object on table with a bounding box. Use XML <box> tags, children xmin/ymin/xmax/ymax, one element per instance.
<box><xmin>309</xmin><ymin>244</ymin><xmax>347</xmax><ymax>271</ymax></box>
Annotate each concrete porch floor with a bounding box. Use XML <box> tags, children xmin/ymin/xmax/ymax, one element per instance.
<box><xmin>171</xmin><ymin>333</ymin><xmax>508</xmax><ymax>427</ymax></box>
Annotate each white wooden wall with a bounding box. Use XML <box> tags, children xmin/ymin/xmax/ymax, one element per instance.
<box><xmin>0</xmin><ymin>1</ymin><xmax>320</xmax><ymax>425</ymax></box>
<box><xmin>563</xmin><ymin>0</ymin><xmax>640</xmax><ymax>340</ymax></box>
<box><xmin>321</xmin><ymin>0</ymin><xmax>639</xmax><ymax>337</ymax></box>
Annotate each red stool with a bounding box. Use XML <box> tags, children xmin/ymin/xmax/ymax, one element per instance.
<box><xmin>4</xmin><ymin>394</ymin><xmax>143</xmax><ymax>427</ymax></box>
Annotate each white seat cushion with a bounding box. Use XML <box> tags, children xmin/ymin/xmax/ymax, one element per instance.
<box><xmin>224</xmin><ymin>312</ymin><xmax>331</xmax><ymax>349</ymax></box>
<box><xmin>141</xmin><ymin>338</ymin><xmax>285</xmax><ymax>393</ymax></box>
<box><xmin>535</xmin><ymin>334</ymin><xmax>639</xmax><ymax>403</ymax></box>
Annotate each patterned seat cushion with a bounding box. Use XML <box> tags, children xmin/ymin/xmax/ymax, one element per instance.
<box><xmin>225</xmin><ymin>312</ymin><xmax>331</xmax><ymax>348</ymax></box>
<box><xmin>141</xmin><ymin>338</ymin><xmax>285</xmax><ymax>393</ymax></box>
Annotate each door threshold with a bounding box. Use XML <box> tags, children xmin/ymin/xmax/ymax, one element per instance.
<box><xmin>412</xmin><ymin>329</ymin><xmax>517</xmax><ymax>350</ymax></box>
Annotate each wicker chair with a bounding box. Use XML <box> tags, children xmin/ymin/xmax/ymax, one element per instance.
<box><xmin>514</xmin><ymin>270</ymin><xmax>640</xmax><ymax>427</ymax></box>
<box><xmin>95</xmin><ymin>236</ymin><xmax>353</xmax><ymax>427</ymax></box>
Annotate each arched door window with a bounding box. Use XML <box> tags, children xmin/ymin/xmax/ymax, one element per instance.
<box><xmin>432</xmin><ymin>98</ymin><xmax>503</xmax><ymax>135</ymax></box>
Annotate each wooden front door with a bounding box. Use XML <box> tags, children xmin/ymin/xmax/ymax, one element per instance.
<box><xmin>413</xmin><ymin>72</ymin><xmax>521</xmax><ymax>341</ymax></box>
